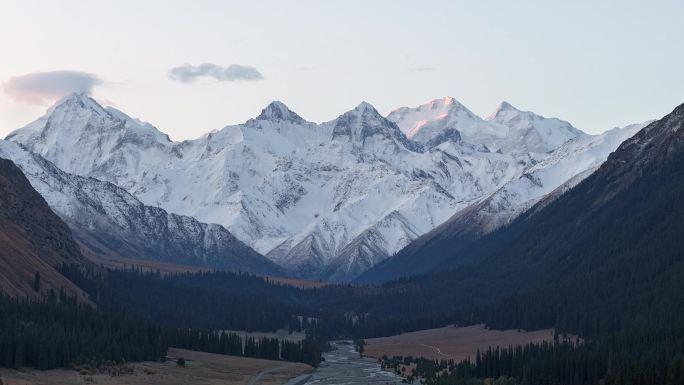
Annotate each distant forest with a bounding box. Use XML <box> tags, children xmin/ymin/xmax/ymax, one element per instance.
<box><xmin>54</xmin><ymin>245</ymin><xmax>684</xmax><ymax>385</ymax></box>
<box><xmin>0</xmin><ymin>248</ymin><xmax>682</xmax><ymax>385</ymax></box>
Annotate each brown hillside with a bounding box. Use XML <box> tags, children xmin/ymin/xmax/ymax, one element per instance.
<box><xmin>0</xmin><ymin>158</ymin><xmax>88</xmax><ymax>299</ymax></box>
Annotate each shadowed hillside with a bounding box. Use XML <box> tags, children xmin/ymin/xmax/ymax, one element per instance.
<box><xmin>0</xmin><ymin>158</ymin><xmax>88</xmax><ymax>299</ymax></box>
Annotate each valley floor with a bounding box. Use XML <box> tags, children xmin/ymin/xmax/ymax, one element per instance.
<box><xmin>0</xmin><ymin>348</ymin><xmax>312</xmax><ymax>385</ymax></box>
<box><xmin>363</xmin><ymin>324</ymin><xmax>564</xmax><ymax>361</ymax></box>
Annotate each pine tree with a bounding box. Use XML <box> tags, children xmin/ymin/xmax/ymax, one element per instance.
<box><xmin>32</xmin><ymin>272</ymin><xmax>41</xmax><ymax>292</ymax></box>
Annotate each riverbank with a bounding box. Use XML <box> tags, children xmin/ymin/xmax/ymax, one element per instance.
<box><xmin>301</xmin><ymin>341</ymin><xmax>404</xmax><ymax>384</ymax></box>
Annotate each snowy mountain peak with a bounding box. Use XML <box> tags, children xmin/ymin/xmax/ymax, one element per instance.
<box><xmin>440</xmin><ymin>95</ymin><xmax>457</xmax><ymax>104</ymax></box>
<box><xmin>485</xmin><ymin>102</ymin><xmax>586</xmax><ymax>152</ymax></box>
<box><xmin>58</xmin><ymin>91</ymin><xmax>99</xmax><ymax>106</ymax></box>
<box><xmin>388</xmin><ymin>97</ymin><xmax>474</xmax><ymax>120</ymax></box>
<box><xmin>335</xmin><ymin>101</ymin><xmax>388</xmax><ymax>124</ymax></box>
<box><xmin>428</xmin><ymin>96</ymin><xmax>468</xmax><ymax>110</ymax></box>
<box><xmin>386</xmin><ymin>97</ymin><xmax>479</xmax><ymax>148</ymax></box>
<box><xmin>45</xmin><ymin>92</ymin><xmax>111</xmax><ymax>118</ymax></box>
<box><xmin>388</xmin><ymin>97</ymin><xmax>587</xmax><ymax>153</ymax></box>
<box><xmin>494</xmin><ymin>101</ymin><xmax>518</xmax><ymax>113</ymax></box>
<box><xmin>354</xmin><ymin>101</ymin><xmax>378</xmax><ymax>113</ymax></box>
<box><xmin>331</xmin><ymin>102</ymin><xmax>420</xmax><ymax>151</ymax></box>
<box><xmin>256</xmin><ymin>101</ymin><xmax>305</xmax><ymax>123</ymax></box>
<box><xmin>486</xmin><ymin>101</ymin><xmax>527</xmax><ymax>121</ymax></box>
<box><xmin>6</xmin><ymin>92</ymin><xmax>122</xmax><ymax>144</ymax></box>
<box><xmin>5</xmin><ymin>92</ymin><xmax>175</xmax><ymax>176</ymax></box>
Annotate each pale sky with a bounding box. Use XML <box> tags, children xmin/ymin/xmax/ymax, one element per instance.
<box><xmin>1</xmin><ymin>0</ymin><xmax>682</xmax><ymax>139</ymax></box>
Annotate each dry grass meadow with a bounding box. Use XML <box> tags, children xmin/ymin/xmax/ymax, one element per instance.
<box><xmin>363</xmin><ymin>324</ymin><xmax>566</xmax><ymax>362</ymax></box>
<box><xmin>0</xmin><ymin>348</ymin><xmax>311</xmax><ymax>385</ymax></box>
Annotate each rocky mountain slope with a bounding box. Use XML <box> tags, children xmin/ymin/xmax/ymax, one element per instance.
<box><xmin>358</xmin><ymin>121</ymin><xmax>647</xmax><ymax>282</ymax></box>
<box><xmin>0</xmin><ymin>158</ymin><xmax>88</xmax><ymax>298</ymax></box>
<box><xmin>0</xmin><ymin>140</ymin><xmax>282</xmax><ymax>275</ymax></box>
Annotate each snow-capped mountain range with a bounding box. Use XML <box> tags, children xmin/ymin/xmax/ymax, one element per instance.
<box><xmin>356</xmin><ymin>120</ymin><xmax>649</xmax><ymax>283</ymax></box>
<box><xmin>4</xmin><ymin>93</ymin><xmax>642</xmax><ymax>280</ymax></box>
<box><xmin>439</xmin><ymin>121</ymin><xmax>650</xmax><ymax>236</ymax></box>
<box><xmin>388</xmin><ymin>96</ymin><xmax>584</xmax><ymax>153</ymax></box>
<box><xmin>0</xmin><ymin>139</ymin><xmax>281</xmax><ymax>275</ymax></box>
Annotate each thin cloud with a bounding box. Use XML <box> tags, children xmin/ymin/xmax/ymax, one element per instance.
<box><xmin>409</xmin><ymin>67</ymin><xmax>437</xmax><ymax>73</ymax></box>
<box><xmin>4</xmin><ymin>70</ymin><xmax>103</xmax><ymax>105</ymax></box>
<box><xmin>169</xmin><ymin>63</ymin><xmax>264</xmax><ymax>83</ymax></box>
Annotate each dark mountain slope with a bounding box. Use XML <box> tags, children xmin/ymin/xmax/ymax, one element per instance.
<box><xmin>344</xmin><ymin>104</ymin><xmax>684</xmax><ymax>385</ymax></box>
<box><xmin>352</xmin><ymin>103</ymin><xmax>684</xmax><ymax>338</ymax></box>
<box><xmin>0</xmin><ymin>158</ymin><xmax>88</xmax><ymax>298</ymax></box>
<box><xmin>469</xmin><ymin>102</ymin><xmax>684</xmax><ymax>334</ymax></box>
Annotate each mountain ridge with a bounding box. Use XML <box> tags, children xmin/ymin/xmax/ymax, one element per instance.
<box><xmin>0</xmin><ymin>139</ymin><xmax>283</xmax><ymax>275</ymax></box>
<box><xmin>357</xmin><ymin>121</ymin><xmax>648</xmax><ymax>282</ymax></box>
<box><xmin>388</xmin><ymin>96</ymin><xmax>586</xmax><ymax>153</ymax></box>
<box><xmin>7</xmin><ymin>93</ymin><xmax>623</xmax><ymax>281</ymax></box>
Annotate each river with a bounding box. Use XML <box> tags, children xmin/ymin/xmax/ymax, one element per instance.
<box><xmin>293</xmin><ymin>341</ymin><xmax>405</xmax><ymax>385</ymax></box>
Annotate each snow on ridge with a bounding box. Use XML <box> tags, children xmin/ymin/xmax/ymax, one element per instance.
<box><xmin>387</xmin><ymin>97</ymin><xmax>587</xmax><ymax>154</ymax></box>
<box><xmin>5</xmin><ymin>95</ymin><xmax>637</xmax><ymax>281</ymax></box>
<box><xmin>0</xmin><ymin>139</ymin><xmax>280</xmax><ymax>274</ymax></box>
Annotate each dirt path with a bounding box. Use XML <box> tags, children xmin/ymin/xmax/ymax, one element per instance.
<box><xmin>418</xmin><ymin>343</ymin><xmax>450</xmax><ymax>358</ymax></box>
<box><xmin>247</xmin><ymin>364</ymin><xmax>290</xmax><ymax>385</ymax></box>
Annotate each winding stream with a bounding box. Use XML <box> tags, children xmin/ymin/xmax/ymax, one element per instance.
<box><xmin>300</xmin><ymin>341</ymin><xmax>405</xmax><ymax>385</ymax></box>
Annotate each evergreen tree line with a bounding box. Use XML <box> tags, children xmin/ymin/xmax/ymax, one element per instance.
<box><xmin>56</xmin><ymin>262</ymin><xmax>485</xmax><ymax>342</ymax></box>
<box><xmin>167</xmin><ymin>329</ymin><xmax>323</xmax><ymax>367</ymax></box>
<box><xmin>0</xmin><ymin>285</ymin><xmax>324</xmax><ymax>370</ymax></box>
<box><xmin>0</xmin><ymin>293</ymin><xmax>167</xmax><ymax>370</ymax></box>
<box><xmin>380</xmin><ymin>328</ymin><xmax>684</xmax><ymax>385</ymax></box>
<box><xmin>56</xmin><ymin>263</ymin><xmax>474</xmax><ymax>341</ymax></box>
<box><xmin>58</xmin><ymin>265</ymin><xmax>309</xmax><ymax>332</ymax></box>
<box><xmin>61</xmin><ymin>264</ymin><xmax>327</xmax><ymax>367</ymax></box>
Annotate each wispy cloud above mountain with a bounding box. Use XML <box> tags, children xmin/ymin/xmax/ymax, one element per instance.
<box><xmin>4</xmin><ymin>70</ymin><xmax>103</xmax><ymax>105</ymax></box>
<box><xmin>169</xmin><ymin>63</ymin><xmax>264</xmax><ymax>83</ymax></box>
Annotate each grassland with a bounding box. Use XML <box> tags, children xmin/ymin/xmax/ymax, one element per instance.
<box><xmin>363</xmin><ymin>324</ymin><xmax>564</xmax><ymax>362</ymax></box>
<box><xmin>0</xmin><ymin>348</ymin><xmax>311</xmax><ymax>385</ymax></box>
